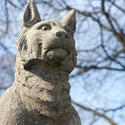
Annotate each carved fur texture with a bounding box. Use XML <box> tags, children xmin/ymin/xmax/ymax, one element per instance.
<box><xmin>0</xmin><ymin>0</ymin><xmax>81</xmax><ymax>125</ymax></box>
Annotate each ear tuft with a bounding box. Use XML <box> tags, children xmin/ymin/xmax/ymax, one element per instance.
<box><xmin>60</xmin><ymin>9</ymin><xmax>76</xmax><ymax>34</ymax></box>
<box><xmin>23</xmin><ymin>0</ymin><xmax>41</xmax><ymax>27</ymax></box>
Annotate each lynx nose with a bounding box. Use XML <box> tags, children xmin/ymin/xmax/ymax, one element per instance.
<box><xmin>56</xmin><ymin>31</ymin><xmax>69</xmax><ymax>39</ymax></box>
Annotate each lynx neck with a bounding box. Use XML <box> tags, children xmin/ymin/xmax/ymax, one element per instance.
<box><xmin>14</xmin><ymin>62</ymin><xmax>71</xmax><ymax>119</ymax></box>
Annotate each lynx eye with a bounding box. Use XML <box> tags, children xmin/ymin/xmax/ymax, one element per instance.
<box><xmin>41</xmin><ymin>24</ymin><xmax>51</xmax><ymax>31</ymax></box>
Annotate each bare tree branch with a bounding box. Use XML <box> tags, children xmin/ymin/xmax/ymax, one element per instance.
<box><xmin>8</xmin><ymin>0</ymin><xmax>21</xmax><ymax>10</ymax></box>
<box><xmin>108</xmin><ymin>0</ymin><xmax>125</xmax><ymax>13</ymax></box>
<box><xmin>104</xmin><ymin>104</ymin><xmax>125</xmax><ymax>113</ymax></box>
<box><xmin>100</xmin><ymin>26</ymin><xmax>125</xmax><ymax>69</ymax></box>
<box><xmin>72</xmin><ymin>100</ymin><xmax>117</xmax><ymax>125</ymax></box>
<box><xmin>4</xmin><ymin>0</ymin><xmax>9</xmax><ymax>35</ymax></box>
<box><xmin>101</xmin><ymin>0</ymin><xmax>125</xmax><ymax>49</ymax></box>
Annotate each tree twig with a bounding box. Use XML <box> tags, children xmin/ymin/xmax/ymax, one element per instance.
<box><xmin>72</xmin><ymin>100</ymin><xmax>117</xmax><ymax>125</ymax></box>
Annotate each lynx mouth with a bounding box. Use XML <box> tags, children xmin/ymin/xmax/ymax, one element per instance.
<box><xmin>44</xmin><ymin>48</ymin><xmax>68</xmax><ymax>61</ymax></box>
<box><xmin>23</xmin><ymin>48</ymin><xmax>69</xmax><ymax>70</ymax></box>
<box><xmin>44</xmin><ymin>47</ymin><xmax>69</xmax><ymax>54</ymax></box>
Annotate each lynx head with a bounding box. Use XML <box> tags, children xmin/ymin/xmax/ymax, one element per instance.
<box><xmin>17</xmin><ymin>0</ymin><xmax>77</xmax><ymax>73</ymax></box>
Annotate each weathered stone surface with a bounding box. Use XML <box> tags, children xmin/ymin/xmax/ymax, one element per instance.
<box><xmin>0</xmin><ymin>0</ymin><xmax>81</xmax><ymax>125</ymax></box>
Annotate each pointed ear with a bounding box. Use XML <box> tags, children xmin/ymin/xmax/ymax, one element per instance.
<box><xmin>23</xmin><ymin>0</ymin><xmax>41</xmax><ymax>28</ymax></box>
<box><xmin>60</xmin><ymin>9</ymin><xmax>76</xmax><ymax>34</ymax></box>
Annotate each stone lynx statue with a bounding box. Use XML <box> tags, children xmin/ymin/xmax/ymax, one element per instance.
<box><xmin>0</xmin><ymin>0</ymin><xmax>81</xmax><ymax>125</ymax></box>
